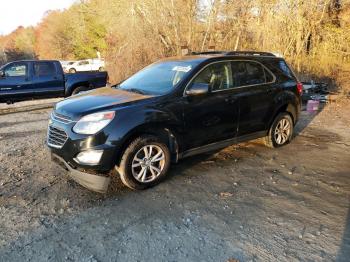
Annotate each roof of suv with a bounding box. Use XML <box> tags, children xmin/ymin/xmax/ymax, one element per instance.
<box><xmin>190</xmin><ymin>51</ymin><xmax>276</xmax><ymax>56</ymax></box>
<box><xmin>160</xmin><ymin>51</ymin><xmax>282</xmax><ymax>64</ymax></box>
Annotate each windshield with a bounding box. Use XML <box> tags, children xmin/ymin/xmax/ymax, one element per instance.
<box><xmin>118</xmin><ymin>60</ymin><xmax>200</xmax><ymax>95</ymax></box>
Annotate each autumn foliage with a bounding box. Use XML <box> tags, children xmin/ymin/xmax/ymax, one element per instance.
<box><xmin>0</xmin><ymin>0</ymin><xmax>349</xmax><ymax>91</ymax></box>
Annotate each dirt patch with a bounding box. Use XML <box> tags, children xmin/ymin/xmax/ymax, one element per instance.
<box><xmin>0</xmin><ymin>98</ymin><xmax>61</xmax><ymax>116</ymax></box>
<box><xmin>0</xmin><ymin>102</ymin><xmax>349</xmax><ymax>261</ymax></box>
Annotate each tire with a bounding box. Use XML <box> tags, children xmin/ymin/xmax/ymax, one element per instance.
<box><xmin>264</xmin><ymin>112</ymin><xmax>294</xmax><ymax>148</ymax></box>
<box><xmin>98</xmin><ymin>67</ymin><xmax>105</xmax><ymax>72</ymax></box>
<box><xmin>71</xmin><ymin>86</ymin><xmax>88</xmax><ymax>95</ymax></box>
<box><xmin>69</xmin><ymin>68</ymin><xmax>76</xmax><ymax>73</ymax></box>
<box><xmin>116</xmin><ymin>135</ymin><xmax>171</xmax><ymax>190</ymax></box>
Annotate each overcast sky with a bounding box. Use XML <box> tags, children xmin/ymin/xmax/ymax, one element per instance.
<box><xmin>0</xmin><ymin>0</ymin><xmax>76</xmax><ymax>35</ymax></box>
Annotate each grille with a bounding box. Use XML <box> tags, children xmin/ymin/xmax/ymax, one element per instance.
<box><xmin>47</xmin><ymin>125</ymin><xmax>68</xmax><ymax>149</ymax></box>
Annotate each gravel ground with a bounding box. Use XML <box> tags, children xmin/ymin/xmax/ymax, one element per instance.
<box><xmin>0</xmin><ymin>98</ymin><xmax>61</xmax><ymax>110</ymax></box>
<box><xmin>0</xmin><ymin>101</ymin><xmax>349</xmax><ymax>262</ymax></box>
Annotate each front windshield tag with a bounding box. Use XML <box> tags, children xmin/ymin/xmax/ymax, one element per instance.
<box><xmin>172</xmin><ymin>66</ymin><xmax>192</xmax><ymax>73</ymax></box>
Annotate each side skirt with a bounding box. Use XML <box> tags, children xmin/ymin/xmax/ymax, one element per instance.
<box><xmin>179</xmin><ymin>130</ymin><xmax>267</xmax><ymax>159</ymax></box>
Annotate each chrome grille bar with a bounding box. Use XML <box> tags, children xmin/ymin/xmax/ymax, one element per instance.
<box><xmin>47</xmin><ymin>125</ymin><xmax>68</xmax><ymax>149</ymax></box>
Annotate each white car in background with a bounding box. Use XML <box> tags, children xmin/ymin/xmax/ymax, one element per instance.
<box><xmin>60</xmin><ymin>61</ymin><xmax>75</xmax><ymax>72</ymax></box>
<box><xmin>64</xmin><ymin>59</ymin><xmax>105</xmax><ymax>73</ymax></box>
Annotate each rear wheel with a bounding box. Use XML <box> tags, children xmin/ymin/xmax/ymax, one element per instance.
<box><xmin>98</xmin><ymin>67</ymin><xmax>105</xmax><ymax>72</ymax></box>
<box><xmin>264</xmin><ymin>112</ymin><xmax>293</xmax><ymax>148</ymax></box>
<box><xmin>116</xmin><ymin>135</ymin><xmax>171</xmax><ymax>190</ymax></box>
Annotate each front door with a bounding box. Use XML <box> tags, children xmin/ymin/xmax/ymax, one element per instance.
<box><xmin>0</xmin><ymin>62</ymin><xmax>33</xmax><ymax>102</ymax></box>
<box><xmin>182</xmin><ymin>61</ymin><xmax>239</xmax><ymax>150</ymax></box>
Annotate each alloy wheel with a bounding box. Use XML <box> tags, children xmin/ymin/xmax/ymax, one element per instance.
<box><xmin>274</xmin><ymin>118</ymin><xmax>291</xmax><ymax>145</ymax></box>
<box><xmin>131</xmin><ymin>145</ymin><xmax>165</xmax><ymax>183</ymax></box>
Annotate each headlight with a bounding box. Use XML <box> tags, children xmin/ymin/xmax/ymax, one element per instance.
<box><xmin>73</xmin><ymin>111</ymin><xmax>115</xmax><ymax>135</ymax></box>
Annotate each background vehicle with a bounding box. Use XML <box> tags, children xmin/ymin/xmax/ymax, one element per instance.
<box><xmin>64</xmin><ymin>59</ymin><xmax>105</xmax><ymax>73</ymax></box>
<box><xmin>0</xmin><ymin>60</ymin><xmax>108</xmax><ymax>103</ymax></box>
<box><xmin>47</xmin><ymin>51</ymin><xmax>302</xmax><ymax>193</ymax></box>
<box><xmin>60</xmin><ymin>61</ymin><xmax>75</xmax><ymax>72</ymax></box>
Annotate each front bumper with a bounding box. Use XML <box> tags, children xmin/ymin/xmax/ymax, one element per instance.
<box><xmin>49</xmin><ymin>141</ymin><xmax>118</xmax><ymax>172</ymax></box>
<box><xmin>51</xmin><ymin>153</ymin><xmax>111</xmax><ymax>193</ymax></box>
<box><xmin>47</xmin><ymin>112</ymin><xmax>121</xmax><ymax>172</ymax></box>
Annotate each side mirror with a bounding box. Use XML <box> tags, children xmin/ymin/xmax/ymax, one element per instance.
<box><xmin>185</xmin><ymin>83</ymin><xmax>209</xmax><ymax>96</ymax></box>
<box><xmin>0</xmin><ymin>70</ymin><xmax>5</xmax><ymax>78</ymax></box>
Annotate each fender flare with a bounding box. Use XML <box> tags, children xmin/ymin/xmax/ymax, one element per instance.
<box><xmin>66</xmin><ymin>82</ymin><xmax>92</xmax><ymax>96</ymax></box>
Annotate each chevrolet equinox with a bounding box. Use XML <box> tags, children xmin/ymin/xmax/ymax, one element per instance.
<box><xmin>47</xmin><ymin>51</ymin><xmax>302</xmax><ymax>193</ymax></box>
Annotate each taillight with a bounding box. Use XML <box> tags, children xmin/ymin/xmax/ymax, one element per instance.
<box><xmin>297</xmin><ymin>82</ymin><xmax>303</xmax><ymax>96</ymax></box>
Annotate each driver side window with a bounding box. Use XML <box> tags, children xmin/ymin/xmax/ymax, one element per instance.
<box><xmin>192</xmin><ymin>62</ymin><xmax>233</xmax><ymax>91</ymax></box>
<box><xmin>4</xmin><ymin>63</ymin><xmax>27</xmax><ymax>77</ymax></box>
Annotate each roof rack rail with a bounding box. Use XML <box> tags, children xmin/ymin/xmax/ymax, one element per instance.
<box><xmin>190</xmin><ymin>51</ymin><xmax>276</xmax><ymax>57</ymax></box>
<box><xmin>226</xmin><ymin>51</ymin><xmax>276</xmax><ymax>56</ymax></box>
<box><xmin>190</xmin><ymin>51</ymin><xmax>228</xmax><ymax>55</ymax></box>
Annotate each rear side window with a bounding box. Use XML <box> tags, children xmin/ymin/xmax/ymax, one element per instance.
<box><xmin>266</xmin><ymin>59</ymin><xmax>295</xmax><ymax>80</ymax></box>
<box><xmin>231</xmin><ymin>61</ymin><xmax>271</xmax><ymax>87</ymax></box>
<box><xmin>278</xmin><ymin>60</ymin><xmax>293</xmax><ymax>78</ymax></box>
<box><xmin>34</xmin><ymin>62</ymin><xmax>56</xmax><ymax>77</ymax></box>
<box><xmin>244</xmin><ymin>62</ymin><xmax>265</xmax><ymax>85</ymax></box>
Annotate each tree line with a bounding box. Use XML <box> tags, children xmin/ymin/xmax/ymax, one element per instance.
<box><xmin>0</xmin><ymin>0</ymin><xmax>349</xmax><ymax>89</ymax></box>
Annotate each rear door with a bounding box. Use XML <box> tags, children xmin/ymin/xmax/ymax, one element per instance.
<box><xmin>0</xmin><ymin>62</ymin><xmax>33</xmax><ymax>101</ymax></box>
<box><xmin>32</xmin><ymin>61</ymin><xmax>65</xmax><ymax>98</ymax></box>
<box><xmin>183</xmin><ymin>61</ymin><xmax>239</xmax><ymax>150</ymax></box>
<box><xmin>231</xmin><ymin>60</ymin><xmax>276</xmax><ymax>136</ymax></box>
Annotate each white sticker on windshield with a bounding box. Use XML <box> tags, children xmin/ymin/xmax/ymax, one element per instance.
<box><xmin>172</xmin><ymin>66</ymin><xmax>192</xmax><ymax>73</ymax></box>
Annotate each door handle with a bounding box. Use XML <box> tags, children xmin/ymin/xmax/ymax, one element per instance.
<box><xmin>267</xmin><ymin>88</ymin><xmax>273</xmax><ymax>94</ymax></box>
<box><xmin>17</xmin><ymin>85</ymin><xmax>21</xmax><ymax>88</ymax></box>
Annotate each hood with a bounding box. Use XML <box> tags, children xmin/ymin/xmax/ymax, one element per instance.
<box><xmin>55</xmin><ymin>87</ymin><xmax>154</xmax><ymax>119</ymax></box>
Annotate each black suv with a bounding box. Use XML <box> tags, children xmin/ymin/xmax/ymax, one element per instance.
<box><xmin>47</xmin><ymin>51</ymin><xmax>302</xmax><ymax>193</ymax></box>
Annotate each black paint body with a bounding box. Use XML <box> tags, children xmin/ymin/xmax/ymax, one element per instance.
<box><xmin>48</xmin><ymin>55</ymin><xmax>301</xmax><ymax>172</ymax></box>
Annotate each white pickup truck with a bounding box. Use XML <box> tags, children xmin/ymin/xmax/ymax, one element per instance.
<box><xmin>63</xmin><ymin>59</ymin><xmax>105</xmax><ymax>73</ymax></box>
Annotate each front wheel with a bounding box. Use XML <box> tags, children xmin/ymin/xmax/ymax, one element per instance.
<box><xmin>264</xmin><ymin>112</ymin><xmax>294</xmax><ymax>148</ymax></box>
<box><xmin>116</xmin><ymin>135</ymin><xmax>171</xmax><ymax>190</ymax></box>
<box><xmin>69</xmin><ymin>68</ymin><xmax>76</xmax><ymax>73</ymax></box>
